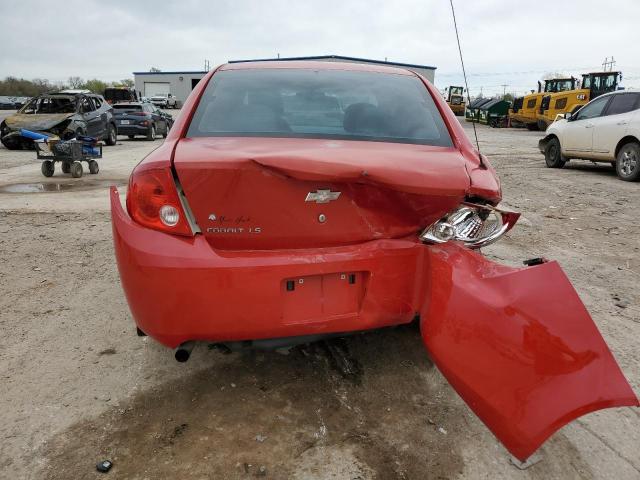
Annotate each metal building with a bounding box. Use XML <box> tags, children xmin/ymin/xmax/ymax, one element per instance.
<box><xmin>133</xmin><ymin>55</ymin><xmax>436</xmax><ymax>107</ymax></box>
<box><xmin>133</xmin><ymin>71</ymin><xmax>208</xmax><ymax>106</ymax></box>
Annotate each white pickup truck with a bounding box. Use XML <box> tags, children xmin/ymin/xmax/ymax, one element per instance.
<box><xmin>150</xmin><ymin>93</ymin><xmax>178</xmax><ymax>109</ymax></box>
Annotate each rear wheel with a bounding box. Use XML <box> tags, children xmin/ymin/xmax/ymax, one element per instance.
<box><xmin>61</xmin><ymin>162</ymin><xmax>71</xmax><ymax>173</ymax></box>
<box><xmin>146</xmin><ymin>125</ymin><xmax>156</xmax><ymax>141</ymax></box>
<box><xmin>41</xmin><ymin>160</ymin><xmax>54</xmax><ymax>177</ymax></box>
<box><xmin>88</xmin><ymin>160</ymin><xmax>99</xmax><ymax>174</ymax></box>
<box><xmin>545</xmin><ymin>137</ymin><xmax>566</xmax><ymax>168</ymax></box>
<box><xmin>616</xmin><ymin>142</ymin><xmax>640</xmax><ymax>181</ymax></box>
<box><xmin>70</xmin><ymin>161</ymin><xmax>83</xmax><ymax>178</ymax></box>
<box><xmin>105</xmin><ymin>124</ymin><xmax>117</xmax><ymax>145</ymax></box>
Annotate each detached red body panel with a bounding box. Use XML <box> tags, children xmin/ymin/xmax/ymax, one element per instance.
<box><xmin>420</xmin><ymin>243</ymin><xmax>639</xmax><ymax>460</ymax></box>
<box><xmin>111</xmin><ymin>60</ymin><xmax>638</xmax><ymax>461</ymax></box>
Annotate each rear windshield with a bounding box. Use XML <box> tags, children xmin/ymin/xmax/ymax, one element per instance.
<box><xmin>187</xmin><ymin>69</ymin><xmax>453</xmax><ymax>146</ymax></box>
<box><xmin>113</xmin><ymin>104</ymin><xmax>142</xmax><ymax>112</ymax></box>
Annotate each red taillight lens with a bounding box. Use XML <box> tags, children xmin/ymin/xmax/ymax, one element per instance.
<box><xmin>126</xmin><ymin>167</ymin><xmax>193</xmax><ymax>236</ymax></box>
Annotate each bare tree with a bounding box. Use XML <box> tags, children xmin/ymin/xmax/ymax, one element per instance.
<box><xmin>68</xmin><ymin>76</ymin><xmax>84</xmax><ymax>89</ymax></box>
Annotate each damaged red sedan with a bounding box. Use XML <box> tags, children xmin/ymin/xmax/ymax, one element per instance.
<box><xmin>111</xmin><ymin>61</ymin><xmax>638</xmax><ymax>462</ymax></box>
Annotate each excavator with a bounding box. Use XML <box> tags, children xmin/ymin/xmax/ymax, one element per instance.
<box><xmin>536</xmin><ymin>71</ymin><xmax>622</xmax><ymax>130</ymax></box>
<box><xmin>509</xmin><ymin>77</ymin><xmax>577</xmax><ymax>131</ymax></box>
<box><xmin>444</xmin><ymin>86</ymin><xmax>465</xmax><ymax>116</ymax></box>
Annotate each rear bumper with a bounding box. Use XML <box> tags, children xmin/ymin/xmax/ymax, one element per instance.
<box><xmin>116</xmin><ymin>125</ymin><xmax>149</xmax><ymax>136</ymax></box>
<box><xmin>110</xmin><ymin>187</ymin><xmax>422</xmax><ymax>348</ymax></box>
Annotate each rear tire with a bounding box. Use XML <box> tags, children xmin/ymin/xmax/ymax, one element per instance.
<box><xmin>88</xmin><ymin>160</ymin><xmax>99</xmax><ymax>174</ymax></box>
<box><xmin>545</xmin><ymin>137</ymin><xmax>566</xmax><ymax>168</ymax></box>
<box><xmin>146</xmin><ymin>125</ymin><xmax>156</xmax><ymax>141</ymax></box>
<box><xmin>105</xmin><ymin>123</ymin><xmax>117</xmax><ymax>146</ymax></box>
<box><xmin>616</xmin><ymin>142</ymin><xmax>640</xmax><ymax>181</ymax></box>
<box><xmin>41</xmin><ymin>160</ymin><xmax>54</xmax><ymax>177</ymax></box>
<box><xmin>70</xmin><ymin>161</ymin><xmax>83</xmax><ymax>178</ymax></box>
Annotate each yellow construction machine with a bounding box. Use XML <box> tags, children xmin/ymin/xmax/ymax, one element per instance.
<box><xmin>509</xmin><ymin>77</ymin><xmax>576</xmax><ymax>130</ymax></box>
<box><xmin>444</xmin><ymin>86</ymin><xmax>466</xmax><ymax>116</ymax></box>
<box><xmin>536</xmin><ymin>71</ymin><xmax>622</xmax><ymax>130</ymax></box>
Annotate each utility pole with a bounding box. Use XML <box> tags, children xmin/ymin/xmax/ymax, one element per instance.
<box><xmin>204</xmin><ymin>59</ymin><xmax>211</xmax><ymax>71</ymax></box>
<box><xmin>602</xmin><ymin>56</ymin><xmax>616</xmax><ymax>72</ymax></box>
<box><xmin>501</xmin><ymin>84</ymin><xmax>508</xmax><ymax>97</ymax></box>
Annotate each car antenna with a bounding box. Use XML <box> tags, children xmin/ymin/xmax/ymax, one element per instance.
<box><xmin>449</xmin><ymin>0</ymin><xmax>484</xmax><ymax>167</ymax></box>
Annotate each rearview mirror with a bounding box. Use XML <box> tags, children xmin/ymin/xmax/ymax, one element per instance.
<box><xmin>564</xmin><ymin>112</ymin><xmax>573</xmax><ymax>121</ymax></box>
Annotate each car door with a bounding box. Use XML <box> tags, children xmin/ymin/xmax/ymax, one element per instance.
<box><xmin>91</xmin><ymin>96</ymin><xmax>110</xmax><ymax>139</ymax></box>
<box><xmin>150</xmin><ymin>105</ymin><xmax>167</xmax><ymax>134</ymax></box>
<box><xmin>592</xmin><ymin>93</ymin><xmax>640</xmax><ymax>156</ymax></box>
<box><xmin>562</xmin><ymin>95</ymin><xmax>611</xmax><ymax>155</ymax></box>
<box><xmin>420</xmin><ymin>242</ymin><xmax>639</xmax><ymax>461</ymax></box>
<box><xmin>79</xmin><ymin>96</ymin><xmax>101</xmax><ymax>137</ymax></box>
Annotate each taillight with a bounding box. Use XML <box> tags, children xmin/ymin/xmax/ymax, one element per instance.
<box><xmin>126</xmin><ymin>166</ymin><xmax>193</xmax><ymax>236</ymax></box>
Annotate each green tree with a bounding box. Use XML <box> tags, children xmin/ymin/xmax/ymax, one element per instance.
<box><xmin>119</xmin><ymin>78</ymin><xmax>134</xmax><ymax>88</ymax></box>
<box><xmin>82</xmin><ymin>79</ymin><xmax>108</xmax><ymax>94</ymax></box>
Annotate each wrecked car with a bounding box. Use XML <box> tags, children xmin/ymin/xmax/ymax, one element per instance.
<box><xmin>0</xmin><ymin>92</ymin><xmax>117</xmax><ymax>149</ymax></box>
<box><xmin>111</xmin><ymin>61</ymin><xmax>639</xmax><ymax>462</ymax></box>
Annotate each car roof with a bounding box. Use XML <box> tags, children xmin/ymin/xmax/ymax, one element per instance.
<box><xmin>220</xmin><ymin>60</ymin><xmax>415</xmax><ymax>76</ymax></box>
<box><xmin>113</xmin><ymin>102</ymin><xmax>143</xmax><ymax>106</ymax></box>
<box><xmin>594</xmin><ymin>89</ymin><xmax>638</xmax><ymax>99</ymax></box>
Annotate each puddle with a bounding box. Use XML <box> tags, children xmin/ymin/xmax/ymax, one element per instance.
<box><xmin>0</xmin><ymin>180</ymin><xmax>125</xmax><ymax>194</ymax></box>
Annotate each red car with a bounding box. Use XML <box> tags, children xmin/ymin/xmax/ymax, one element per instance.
<box><xmin>111</xmin><ymin>61</ymin><xmax>638</xmax><ymax>462</ymax></box>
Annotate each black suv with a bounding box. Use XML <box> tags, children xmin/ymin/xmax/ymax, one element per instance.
<box><xmin>0</xmin><ymin>92</ymin><xmax>117</xmax><ymax>150</ymax></box>
<box><xmin>112</xmin><ymin>102</ymin><xmax>173</xmax><ymax>140</ymax></box>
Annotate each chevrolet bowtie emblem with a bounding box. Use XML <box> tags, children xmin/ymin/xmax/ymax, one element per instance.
<box><xmin>305</xmin><ymin>189</ymin><xmax>341</xmax><ymax>204</ymax></box>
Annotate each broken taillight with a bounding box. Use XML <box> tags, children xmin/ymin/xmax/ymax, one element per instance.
<box><xmin>126</xmin><ymin>166</ymin><xmax>193</xmax><ymax>236</ymax></box>
<box><xmin>420</xmin><ymin>202</ymin><xmax>519</xmax><ymax>248</ymax></box>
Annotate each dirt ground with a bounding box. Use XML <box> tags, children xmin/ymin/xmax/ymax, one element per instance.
<box><xmin>0</xmin><ymin>114</ymin><xmax>638</xmax><ymax>480</ymax></box>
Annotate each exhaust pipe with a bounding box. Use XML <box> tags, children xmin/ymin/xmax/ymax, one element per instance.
<box><xmin>174</xmin><ymin>341</ymin><xmax>196</xmax><ymax>362</ymax></box>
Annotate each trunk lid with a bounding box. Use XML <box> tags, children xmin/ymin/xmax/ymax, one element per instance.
<box><xmin>174</xmin><ymin>137</ymin><xmax>470</xmax><ymax>249</ymax></box>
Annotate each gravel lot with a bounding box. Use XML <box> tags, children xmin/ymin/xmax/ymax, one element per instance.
<box><xmin>0</xmin><ymin>114</ymin><xmax>638</xmax><ymax>479</ymax></box>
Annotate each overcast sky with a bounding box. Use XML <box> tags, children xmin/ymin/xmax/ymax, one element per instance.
<box><xmin>1</xmin><ymin>0</ymin><xmax>638</xmax><ymax>96</ymax></box>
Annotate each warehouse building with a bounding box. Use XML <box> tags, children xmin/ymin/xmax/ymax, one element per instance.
<box><xmin>133</xmin><ymin>55</ymin><xmax>436</xmax><ymax>107</ymax></box>
<box><xmin>133</xmin><ymin>71</ymin><xmax>207</xmax><ymax>106</ymax></box>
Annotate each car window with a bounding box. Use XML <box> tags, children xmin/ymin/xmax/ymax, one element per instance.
<box><xmin>605</xmin><ymin>93</ymin><xmax>640</xmax><ymax>116</ymax></box>
<box><xmin>113</xmin><ymin>104</ymin><xmax>142</xmax><ymax>113</ymax></box>
<box><xmin>20</xmin><ymin>96</ymin><xmax>76</xmax><ymax>114</ymax></box>
<box><xmin>80</xmin><ymin>97</ymin><xmax>95</xmax><ymax>113</ymax></box>
<box><xmin>93</xmin><ymin>97</ymin><xmax>102</xmax><ymax>109</ymax></box>
<box><xmin>574</xmin><ymin>96</ymin><xmax>609</xmax><ymax>121</ymax></box>
<box><xmin>188</xmin><ymin>69</ymin><xmax>453</xmax><ymax>147</ymax></box>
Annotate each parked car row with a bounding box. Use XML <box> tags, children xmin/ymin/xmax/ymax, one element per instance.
<box><xmin>0</xmin><ymin>92</ymin><xmax>174</xmax><ymax>149</ymax></box>
<box><xmin>539</xmin><ymin>89</ymin><xmax>640</xmax><ymax>181</ymax></box>
<box><xmin>0</xmin><ymin>96</ymin><xmax>30</xmax><ymax>110</ymax></box>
